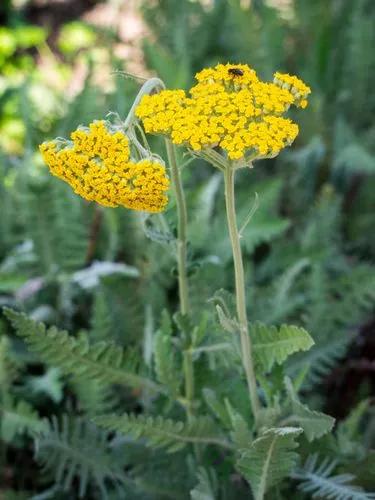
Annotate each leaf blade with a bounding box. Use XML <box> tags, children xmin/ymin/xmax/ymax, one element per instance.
<box><xmin>237</xmin><ymin>426</ymin><xmax>303</xmax><ymax>500</ymax></box>
<box><xmin>251</xmin><ymin>322</ymin><xmax>314</xmax><ymax>372</ymax></box>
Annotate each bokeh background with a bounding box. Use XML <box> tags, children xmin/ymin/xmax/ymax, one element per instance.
<box><xmin>0</xmin><ymin>0</ymin><xmax>374</xmax><ymax>497</ymax></box>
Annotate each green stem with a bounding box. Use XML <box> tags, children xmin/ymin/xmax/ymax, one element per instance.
<box><xmin>123</xmin><ymin>77</ymin><xmax>194</xmax><ymax>418</ymax></box>
<box><xmin>165</xmin><ymin>139</ymin><xmax>190</xmax><ymax>317</ymax></box>
<box><xmin>165</xmin><ymin>139</ymin><xmax>194</xmax><ymax>419</ymax></box>
<box><xmin>183</xmin><ymin>349</ymin><xmax>194</xmax><ymax>417</ymax></box>
<box><xmin>223</xmin><ymin>166</ymin><xmax>261</xmax><ymax>423</ymax></box>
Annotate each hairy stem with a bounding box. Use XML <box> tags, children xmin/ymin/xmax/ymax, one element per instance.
<box><xmin>125</xmin><ymin>78</ymin><xmax>195</xmax><ymax>427</ymax></box>
<box><xmin>165</xmin><ymin>139</ymin><xmax>194</xmax><ymax>418</ymax></box>
<box><xmin>123</xmin><ymin>78</ymin><xmax>194</xmax><ymax>418</ymax></box>
<box><xmin>165</xmin><ymin>140</ymin><xmax>190</xmax><ymax>317</ymax></box>
<box><xmin>183</xmin><ymin>349</ymin><xmax>194</xmax><ymax>416</ymax></box>
<box><xmin>223</xmin><ymin>166</ymin><xmax>261</xmax><ymax>423</ymax></box>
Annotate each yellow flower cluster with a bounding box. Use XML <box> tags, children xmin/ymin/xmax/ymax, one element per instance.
<box><xmin>136</xmin><ymin>63</ymin><xmax>310</xmax><ymax>161</ymax></box>
<box><xmin>39</xmin><ymin>121</ymin><xmax>169</xmax><ymax>212</ymax></box>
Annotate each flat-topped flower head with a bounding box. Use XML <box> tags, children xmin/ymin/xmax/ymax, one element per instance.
<box><xmin>136</xmin><ymin>63</ymin><xmax>310</xmax><ymax>163</ymax></box>
<box><xmin>39</xmin><ymin>120</ymin><xmax>169</xmax><ymax>212</ymax></box>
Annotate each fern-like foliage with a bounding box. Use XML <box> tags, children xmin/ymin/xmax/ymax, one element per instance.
<box><xmin>35</xmin><ymin>415</ymin><xmax>126</xmax><ymax>499</ymax></box>
<box><xmin>3</xmin><ymin>308</ymin><xmax>163</xmax><ymax>394</ymax></box>
<box><xmin>236</xmin><ymin>426</ymin><xmax>303</xmax><ymax>500</ymax></box>
<box><xmin>331</xmin><ymin>265</ymin><xmax>375</xmax><ymax>325</ymax></box>
<box><xmin>49</xmin><ymin>180</ymin><xmax>88</xmax><ymax>271</ymax></box>
<box><xmin>287</xmin><ymin>265</ymin><xmax>375</xmax><ymax>386</ymax></box>
<box><xmin>0</xmin><ymin>335</ymin><xmax>18</xmax><ymax>392</ymax></box>
<box><xmin>0</xmin><ymin>396</ymin><xmax>48</xmax><ymax>442</ymax></box>
<box><xmin>190</xmin><ymin>467</ymin><xmax>218</xmax><ymax>500</ymax></box>
<box><xmin>92</xmin><ymin>275</ymin><xmax>147</xmax><ymax>345</ymax></box>
<box><xmin>285</xmin><ymin>377</ymin><xmax>335</xmax><ymax>442</ymax></box>
<box><xmin>335</xmin><ymin>400</ymin><xmax>370</xmax><ymax>460</ymax></box>
<box><xmin>260</xmin><ymin>258</ymin><xmax>310</xmax><ymax>325</ymax></box>
<box><xmin>153</xmin><ymin>310</ymin><xmax>181</xmax><ymax>398</ymax></box>
<box><xmin>202</xmin><ymin>388</ymin><xmax>231</xmax><ymax>429</ymax></box>
<box><xmin>21</xmin><ymin>176</ymin><xmax>88</xmax><ymax>275</ymax></box>
<box><xmin>341</xmin><ymin>0</ymin><xmax>375</xmax><ymax>127</ymax></box>
<box><xmin>288</xmin><ymin>335</ymin><xmax>352</xmax><ymax>387</ymax></box>
<box><xmin>94</xmin><ymin>413</ymin><xmax>230</xmax><ymax>453</ymax></box>
<box><xmin>90</xmin><ymin>286</ymin><xmax>113</xmax><ymax>342</ymax></box>
<box><xmin>293</xmin><ymin>455</ymin><xmax>375</xmax><ymax>500</ymax></box>
<box><xmin>70</xmin><ymin>377</ymin><xmax>118</xmax><ymax>416</ymax></box>
<box><xmin>250</xmin><ymin>322</ymin><xmax>314</xmax><ymax>372</ymax></box>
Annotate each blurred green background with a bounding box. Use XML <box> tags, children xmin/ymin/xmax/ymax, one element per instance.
<box><xmin>0</xmin><ymin>0</ymin><xmax>374</xmax><ymax>497</ymax></box>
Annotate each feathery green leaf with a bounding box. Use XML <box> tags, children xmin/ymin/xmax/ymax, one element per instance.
<box><xmin>293</xmin><ymin>455</ymin><xmax>375</xmax><ymax>500</ymax></box>
<box><xmin>237</xmin><ymin>426</ymin><xmax>303</xmax><ymax>500</ymax></box>
<box><xmin>190</xmin><ymin>467</ymin><xmax>218</xmax><ymax>500</ymax></box>
<box><xmin>35</xmin><ymin>415</ymin><xmax>125</xmax><ymax>499</ymax></box>
<box><xmin>0</xmin><ymin>396</ymin><xmax>48</xmax><ymax>442</ymax></box>
<box><xmin>285</xmin><ymin>377</ymin><xmax>335</xmax><ymax>441</ymax></box>
<box><xmin>154</xmin><ymin>310</ymin><xmax>181</xmax><ymax>397</ymax></box>
<box><xmin>94</xmin><ymin>413</ymin><xmax>231</xmax><ymax>453</ymax></box>
<box><xmin>4</xmin><ymin>308</ymin><xmax>163</xmax><ymax>395</ymax></box>
<box><xmin>251</xmin><ymin>322</ymin><xmax>314</xmax><ymax>372</ymax></box>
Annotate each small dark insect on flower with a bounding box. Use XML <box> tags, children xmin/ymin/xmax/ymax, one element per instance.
<box><xmin>228</xmin><ymin>67</ymin><xmax>244</xmax><ymax>76</ymax></box>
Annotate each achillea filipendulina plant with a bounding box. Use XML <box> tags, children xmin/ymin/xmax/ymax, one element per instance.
<box><xmin>135</xmin><ymin>63</ymin><xmax>311</xmax><ymax>423</ymax></box>
<box><xmin>8</xmin><ymin>63</ymin><xmax>346</xmax><ymax>500</ymax></box>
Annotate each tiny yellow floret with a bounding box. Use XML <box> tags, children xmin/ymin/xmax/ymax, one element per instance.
<box><xmin>39</xmin><ymin>121</ymin><xmax>169</xmax><ymax>212</ymax></box>
<box><xmin>135</xmin><ymin>63</ymin><xmax>310</xmax><ymax>162</ymax></box>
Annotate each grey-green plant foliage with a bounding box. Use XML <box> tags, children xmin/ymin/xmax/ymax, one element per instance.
<box><xmin>0</xmin><ymin>0</ymin><xmax>374</xmax><ymax>498</ymax></box>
